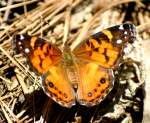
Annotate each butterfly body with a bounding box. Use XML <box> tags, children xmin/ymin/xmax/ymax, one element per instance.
<box><xmin>61</xmin><ymin>51</ymin><xmax>80</xmax><ymax>90</ymax></box>
<box><xmin>12</xmin><ymin>23</ymin><xmax>136</xmax><ymax>108</ymax></box>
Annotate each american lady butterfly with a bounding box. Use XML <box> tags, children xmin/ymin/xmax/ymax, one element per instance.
<box><xmin>12</xmin><ymin>23</ymin><xmax>136</xmax><ymax>108</ymax></box>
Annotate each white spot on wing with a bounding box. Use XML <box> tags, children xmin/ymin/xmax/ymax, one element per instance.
<box><xmin>124</xmin><ymin>36</ymin><xmax>127</xmax><ymax>39</ymax></box>
<box><xmin>116</xmin><ymin>39</ymin><xmax>122</xmax><ymax>44</ymax></box>
<box><xmin>124</xmin><ymin>31</ymin><xmax>128</xmax><ymax>35</ymax></box>
<box><xmin>19</xmin><ymin>46</ymin><xmax>23</xmax><ymax>49</ymax></box>
<box><xmin>20</xmin><ymin>35</ymin><xmax>25</xmax><ymax>40</ymax></box>
<box><xmin>119</xmin><ymin>25</ymin><xmax>124</xmax><ymax>30</ymax></box>
<box><xmin>18</xmin><ymin>41</ymin><xmax>22</xmax><ymax>45</ymax></box>
<box><xmin>24</xmin><ymin>48</ymin><xmax>30</xmax><ymax>53</ymax></box>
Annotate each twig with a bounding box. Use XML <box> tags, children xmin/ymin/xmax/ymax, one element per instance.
<box><xmin>137</xmin><ymin>21</ymin><xmax>150</xmax><ymax>33</ymax></box>
<box><xmin>0</xmin><ymin>100</ymin><xmax>20</xmax><ymax>122</ymax></box>
<box><xmin>0</xmin><ymin>0</ymin><xmax>38</xmax><ymax>12</ymax></box>
<box><xmin>1</xmin><ymin>103</ymin><xmax>13</xmax><ymax>123</ymax></box>
<box><xmin>0</xmin><ymin>86</ymin><xmax>21</xmax><ymax>101</ymax></box>
<box><xmin>3</xmin><ymin>0</ymin><xmax>14</xmax><ymax>22</ymax></box>
<box><xmin>63</xmin><ymin>3</ymin><xmax>72</xmax><ymax>46</ymax></box>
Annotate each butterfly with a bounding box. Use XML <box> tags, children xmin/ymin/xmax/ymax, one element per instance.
<box><xmin>12</xmin><ymin>23</ymin><xmax>136</xmax><ymax>108</ymax></box>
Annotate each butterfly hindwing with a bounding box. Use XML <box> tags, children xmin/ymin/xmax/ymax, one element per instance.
<box><xmin>73</xmin><ymin>23</ymin><xmax>136</xmax><ymax>69</ymax></box>
<box><xmin>77</xmin><ymin>62</ymin><xmax>114</xmax><ymax>106</ymax></box>
<box><xmin>42</xmin><ymin>65</ymin><xmax>75</xmax><ymax>107</ymax></box>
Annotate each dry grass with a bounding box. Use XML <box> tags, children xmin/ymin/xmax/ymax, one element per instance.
<box><xmin>0</xmin><ymin>0</ymin><xmax>150</xmax><ymax>123</ymax></box>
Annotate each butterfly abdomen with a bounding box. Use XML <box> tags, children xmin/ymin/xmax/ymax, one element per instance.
<box><xmin>61</xmin><ymin>51</ymin><xmax>80</xmax><ymax>89</ymax></box>
<box><xmin>65</xmin><ymin>66</ymin><xmax>80</xmax><ymax>89</ymax></box>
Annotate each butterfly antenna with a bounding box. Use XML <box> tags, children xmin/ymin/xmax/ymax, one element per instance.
<box><xmin>62</xmin><ymin>1</ymin><xmax>72</xmax><ymax>48</ymax></box>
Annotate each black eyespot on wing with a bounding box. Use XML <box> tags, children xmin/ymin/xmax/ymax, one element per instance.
<box><xmin>88</xmin><ymin>92</ymin><xmax>92</xmax><ymax>97</ymax></box>
<box><xmin>100</xmin><ymin>78</ymin><xmax>106</xmax><ymax>84</ymax></box>
<box><xmin>48</xmin><ymin>82</ymin><xmax>54</xmax><ymax>88</ymax></box>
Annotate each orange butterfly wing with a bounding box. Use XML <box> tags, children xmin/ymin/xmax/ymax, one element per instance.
<box><xmin>74</xmin><ymin>23</ymin><xmax>136</xmax><ymax>106</ymax></box>
<box><xmin>73</xmin><ymin>24</ymin><xmax>136</xmax><ymax>68</ymax></box>
<box><xmin>13</xmin><ymin>34</ymin><xmax>62</xmax><ymax>74</ymax></box>
<box><xmin>42</xmin><ymin>65</ymin><xmax>75</xmax><ymax>107</ymax></box>
<box><xmin>76</xmin><ymin>62</ymin><xmax>114</xmax><ymax>106</ymax></box>
<box><xmin>13</xmin><ymin>34</ymin><xmax>75</xmax><ymax>107</ymax></box>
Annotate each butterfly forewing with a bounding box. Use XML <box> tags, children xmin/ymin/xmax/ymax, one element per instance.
<box><xmin>13</xmin><ymin>34</ymin><xmax>62</xmax><ymax>74</ymax></box>
<box><xmin>73</xmin><ymin>23</ymin><xmax>136</xmax><ymax>69</ymax></box>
